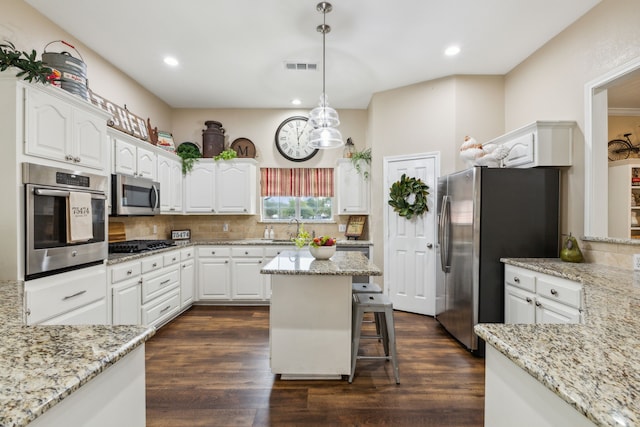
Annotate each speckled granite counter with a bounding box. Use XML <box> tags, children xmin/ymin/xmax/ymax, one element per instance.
<box><xmin>261</xmin><ymin>250</ymin><xmax>381</xmax><ymax>276</ymax></box>
<box><xmin>474</xmin><ymin>258</ymin><xmax>640</xmax><ymax>427</ymax></box>
<box><xmin>0</xmin><ymin>280</ymin><xmax>155</xmax><ymax>427</ymax></box>
<box><xmin>107</xmin><ymin>239</ymin><xmax>373</xmax><ymax>265</ymax></box>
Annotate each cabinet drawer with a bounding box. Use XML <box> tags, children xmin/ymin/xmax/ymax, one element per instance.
<box><xmin>26</xmin><ymin>266</ymin><xmax>107</xmax><ymax>324</ymax></box>
<box><xmin>264</xmin><ymin>246</ymin><xmax>295</xmax><ymax>258</ymax></box>
<box><xmin>111</xmin><ymin>261</ymin><xmax>142</xmax><ymax>284</ymax></box>
<box><xmin>537</xmin><ymin>276</ymin><xmax>583</xmax><ymax>309</ymax></box>
<box><xmin>232</xmin><ymin>247</ymin><xmax>264</xmax><ymax>258</ymax></box>
<box><xmin>504</xmin><ymin>266</ymin><xmax>536</xmax><ymax>292</ymax></box>
<box><xmin>141</xmin><ymin>288</ymin><xmax>180</xmax><ymax>327</ymax></box>
<box><xmin>42</xmin><ymin>298</ymin><xmax>108</xmax><ymax>325</ymax></box>
<box><xmin>181</xmin><ymin>247</ymin><xmax>194</xmax><ymax>260</ymax></box>
<box><xmin>142</xmin><ymin>267</ymin><xmax>180</xmax><ymax>303</ymax></box>
<box><xmin>163</xmin><ymin>250</ymin><xmax>180</xmax><ymax>267</ymax></box>
<box><xmin>141</xmin><ymin>255</ymin><xmax>164</xmax><ymax>273</ymax></box>
<box><xmin>198</xmin><ymin>247</ymin><xmax>231</xmax><ymax>258</ymax></box>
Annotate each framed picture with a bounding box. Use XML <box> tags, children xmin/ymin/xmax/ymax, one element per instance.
<box><xmin>157</xmin><ymin>131</ymin><xmax>175</xmax><ymax>152</ymax></box>
<box><xmin>345</xmin><ymin>215</ymin><xmax>366</xmax><ymax>239</ymax></box>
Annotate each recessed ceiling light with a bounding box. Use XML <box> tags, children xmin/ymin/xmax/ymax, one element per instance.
<box><xmin>445</xmin><ymin>46</ymin><xmax>461</xmax><ymax>56</ymax></box>
<box><xmin>291</xmin><ymin>99</ymin><xmax>302</xmax><ymax>106</ymax></box>
<box><xmin>163</xmin><ymin>56</ymin><xmax>179</xmax><ymax>66</ymax></box>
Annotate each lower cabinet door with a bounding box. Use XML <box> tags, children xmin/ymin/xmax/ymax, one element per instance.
<box><xmin>231</xmin><ymin>257</ymin><xmax>264</xmax><ymax>300</ymax></box>
<box><xmin>535</xmin><ymin>297</ymin><xmax>582</xmax><ymax>324</ymax></box>
<box><xmin>112</xmin><ymin>279</ymin><xmax>141</xmax><ymax>325</ymax></box>
<box><xmin>181</xmin><ymin>259</ymin><xmax>195</xmax><ymax>307</ymax></box>
<box><xmin>504</xmin><ymin>285</ymin><xmax>536</xmax><ymax>324</ymax></box>
<box><xmin>198</xmin><ymin>258</ymin><xmax>231</xmax><ymax>300</ymax></box>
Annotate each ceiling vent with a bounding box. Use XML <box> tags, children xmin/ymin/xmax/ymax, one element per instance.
<box><xmin>285</xmin><ymin>62</ymin><xmax>318</xmax><ymax>71</ymax></box>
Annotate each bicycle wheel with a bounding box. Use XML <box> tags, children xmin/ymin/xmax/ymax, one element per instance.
<box><xmin>608</xmin><ymin>139</ymin><xmax>631</xmax><ymax>161</ymax></box>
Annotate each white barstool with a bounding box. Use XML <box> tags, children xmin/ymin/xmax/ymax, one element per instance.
<box><xmin>349</xmin><ymin>292</ymin><xmax>400</xmax><ymax>384</ymax></box>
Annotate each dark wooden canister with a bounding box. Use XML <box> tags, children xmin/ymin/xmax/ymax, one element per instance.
<box><xmin>202</xmin><ymin>121</ymin><xmax>225</xmax><ymax>158</ymax></box>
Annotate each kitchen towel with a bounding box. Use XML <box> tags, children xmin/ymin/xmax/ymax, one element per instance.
<box><xmin>67</xmin><ymin>191</ymin><xmax>93</xmax><ymax>242</ymax></box>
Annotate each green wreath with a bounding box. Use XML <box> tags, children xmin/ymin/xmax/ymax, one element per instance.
<box><xmin>388</xmin><ymin>174</ymin><xmax>430</xmax><ymax>219</ymax></box>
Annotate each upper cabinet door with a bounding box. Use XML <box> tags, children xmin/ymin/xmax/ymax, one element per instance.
<box><xmin>215</xmin><ymin>161</ymin><xmax>256</xmax><ymax>214</ymax></box>
<box><xmin>24</xmin><ymin>87</ymin><xmax>73</xmax><ymax>163</ymax></box>
<box><xmin>136</xmin><ymin>145</ymin><xmax>157</xmax><ymax>179</ymax></box>
<box><xmin>114</xmin><ymin>138</ymin><xmax>137</xmax><ymax>176</ymax></box>
<box><xmin>72</xmin><ymin>108</ymin><xmax>106</xmax><ymax>170</ymax></box>
<box><xmin>157</xmin><ymin>155</ymin><xmax>173</xmax><ymax>212</ymax></box>
<box><xmin>337</xmin><ymin>159</ymin><xmax>370</xmax><ymax>214</ymax></box>
<box><xmin>184</xmin><ymin>161</ymin><xmax>216</xmax><ymax>213</ymax></box>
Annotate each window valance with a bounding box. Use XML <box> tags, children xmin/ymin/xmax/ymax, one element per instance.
<box><xmin>260</xmin><ymin>168</ymin><xmax>334</xmax><ymax>197</ymax></box>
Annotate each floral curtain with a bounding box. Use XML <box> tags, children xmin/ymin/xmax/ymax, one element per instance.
<box><xmin>260</xmin><ymin>168</ymin><xmax>334</xmax><ymax>197</ymax></box>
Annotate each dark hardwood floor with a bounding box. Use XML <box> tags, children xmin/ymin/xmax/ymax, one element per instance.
<box><xmin>145</xmin><ymin>306</ymin><xmax>485</xmax><ymax>426</ymax></box>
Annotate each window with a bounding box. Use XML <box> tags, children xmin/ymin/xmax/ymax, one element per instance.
<box><xmin>260</xmin><ymin>168</ymin><xmax>334</xmax><ymax>222</ymax></box>
<box><xmin>262</xmin><ymin>196</ymin><xmax>333</xmax><ymax>221</ymax></box>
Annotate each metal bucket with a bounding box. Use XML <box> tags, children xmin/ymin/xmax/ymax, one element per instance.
<box><xmin>41</xmin><ymin>40</ymin><xmax>89</xmax><ymax>101</ymax></box>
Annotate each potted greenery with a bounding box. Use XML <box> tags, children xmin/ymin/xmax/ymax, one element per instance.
<box><xmin>176</xmin><ymin>143</ymin><xmax>201</xmax><ymax>175</ymax></box>
<box><xmin>213</xmin><ymin>148</ymin><xmax>237</xmax><ymax>161</ymax></box>
<box><xmin>0</xmin><ymin>41</ymin><xmax>52</xmax><ymax>84</ymax></box>
<box><xmin>350</xmin><ymin>147</ymin><xmax>371</xmax><ymax>179</ymax></box>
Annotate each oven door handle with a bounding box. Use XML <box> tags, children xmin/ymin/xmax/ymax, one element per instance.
<box><xmin>33</xmin><ymin>188</ymin><xmax>107</xmax><ymax>200</ymax></box>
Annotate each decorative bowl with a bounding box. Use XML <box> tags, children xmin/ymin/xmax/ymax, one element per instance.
<box><xmin>309</xmin><ymin>244</ymin><xmax>336</xmax><ymax>260</ymax></box>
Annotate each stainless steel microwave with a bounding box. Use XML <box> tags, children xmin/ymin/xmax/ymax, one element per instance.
<box><xmin>111</xmin><ymin>174</ymin><xmax>160</xmax><ymax>216</ymax></box>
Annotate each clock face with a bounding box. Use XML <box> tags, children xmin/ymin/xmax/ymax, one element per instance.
<box><xmin>275</xmin><ymin>116</ymin><xmax>319</xmax><ymax>162</ymax></box>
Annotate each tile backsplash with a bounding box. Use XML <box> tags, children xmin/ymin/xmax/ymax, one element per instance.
<box><xmin>109</xmin><ymin>215</ymin><xmax>366</xmax><ymax>242</ymax></box>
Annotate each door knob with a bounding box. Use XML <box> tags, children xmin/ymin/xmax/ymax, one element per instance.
<box><xmin>426</xmin><ymin>243</ymin><xmax>433</xmax><ymax>248</ymax></box>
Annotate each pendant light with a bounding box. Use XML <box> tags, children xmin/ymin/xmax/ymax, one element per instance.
<box><xmin>309</xmin><ymin>2</ymin><xmax>343</xmax><ymax>149</ymax></box>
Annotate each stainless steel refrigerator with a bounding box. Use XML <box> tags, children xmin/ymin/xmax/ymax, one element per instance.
<box><xmin>436</xmin><ymin>167</ymin><xmax>559</xmax><ymax>355</ymax></box>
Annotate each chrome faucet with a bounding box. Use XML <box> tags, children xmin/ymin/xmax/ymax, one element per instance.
<box><xmin>289</xmin><ymin>217</ymin><xmax>300</xmax><ymax>238</ymax></box>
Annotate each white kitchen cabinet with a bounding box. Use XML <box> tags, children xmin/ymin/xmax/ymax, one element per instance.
<box><xmin>487</xmin><ymin>121</ymin><xmax>575</xmax><ymax>168</ymax></box>
<box><xmin>184</xmin><ymin>161</ymin><xmax>216</xmax><ymax>213</ymax></box>
<box><xmin>112</xmin><ymin>131</ymin><xmax>157</xmax><ymax>179</ymax></box>
<box><xmin>336</xmin><ymin>159</ymin><xmax>370</xmax><ymax>214</ymax></box>
<box><xmin>112</xmin><ymin>277</ymin><xmax>142</xmax><ymax>325</ymax></box>
<box><xmin>24</xmin><ymin>83</ymin><xmax>108</xmax><ymax>171</ymax></box>
<box><xmin>215</xmin><ymin>160</ymin><xmax>257</xmax><ymax>214</ymax></box>
<box><xmin>25</xmin><ymin>264</ymin><xmax>108</xmax><ymax>325</ymax></box>
<box><xmin>608</xmin><ymin>159</ymin><xmax>640</xmax><ymax>239</ymax></box>
<box><xmin>231</xmin><ymin>247</ymin><xmax>265</xmax><ymax>300</ymax></box>
<box><xmin>197</xmin><ymin>246</ymin><xmax>232</xmax><ymax>300</ymax></box>
<box><xmin>180</xmin><ymin>248</ymin><xmax>195</xmax><ymax>308</ymax></box>
<box><xmin>158</xmin><ymin>152</ymin><xmax>183</xmax><ymax>213</ymax></box>
<box><xmin>184</xmin><ymin>159</ymin><xmax>257</xmax><ymax>214</ymax></box>
<box><xmin>504</xmin><ymin>264</ymin><xmax>583</xmax><ymax>325</ymax></box>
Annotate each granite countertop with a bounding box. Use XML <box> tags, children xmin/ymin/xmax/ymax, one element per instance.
<box><xmin>261</xmin><ymin>250</ymin><xmax>382</xmax><ymax>276</ymax></box>
<box><xmin>474</xmin><ymin>258</ymin><xmax>640</xmax><ymax>427</ymax></box>
<box><xmin>107</xmin><ymin>239</ymin><xmax>373</xmax><ymax>265</ymax></box>
<box><xmin>0</xmin><ymin>281</ymin><xmax>155</xmax><ymax>427</ymax></box>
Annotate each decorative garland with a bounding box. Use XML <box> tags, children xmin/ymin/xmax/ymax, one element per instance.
<box><xmin>388</xmin><ymin>174</ymin><xmax>430</xmax><ymax>219</ymax></box>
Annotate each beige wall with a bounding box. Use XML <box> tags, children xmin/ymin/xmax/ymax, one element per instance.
<box><xmin>2</xmin><ymin>0</ymin><xmax>172</xmax><ymax>129</ymax></box>
<box><xmin>366</xmin><ymin>76</ymin><xmax>505</xmax><ymax>281</ymax></box>
<box><xmin>503</xmin><ymin>0</ymin><xmax>640</xmax><ymax>266</ymax></box>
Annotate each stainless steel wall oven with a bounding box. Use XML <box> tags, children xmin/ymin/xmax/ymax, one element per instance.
<box><xmin>23</xmin><ymin>163</ymin><xmax>108</xmax><ymax>280</ymax></box>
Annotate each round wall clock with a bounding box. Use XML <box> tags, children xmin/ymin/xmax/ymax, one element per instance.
<box><xmin>274</xmin><ymin>116</ymin><xmax>318</xmax><ymax>162</ymax></box>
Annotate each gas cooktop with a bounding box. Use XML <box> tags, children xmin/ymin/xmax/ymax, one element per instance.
<box><xmin>108</xmin><ymin>239</ymin><xmax>176</xmax><ymax>254</ymax></box>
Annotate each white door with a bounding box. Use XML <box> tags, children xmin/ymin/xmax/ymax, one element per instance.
<box><xmin>384</xmin><ymin>153</ymin><xmax>439</xmax><ymax>315</ymax></box>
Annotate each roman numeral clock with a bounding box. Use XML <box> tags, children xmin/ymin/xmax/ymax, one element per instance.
<box><xmin>275</xmin><ymin>116</ymin><xmax>319</xmax><ymax>162</ymax></box>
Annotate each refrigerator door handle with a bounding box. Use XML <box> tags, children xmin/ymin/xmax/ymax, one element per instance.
<box><xmin>439</xmin><ymin>195</ymin><xmax>451</xmax><ymax>272</ymax></box>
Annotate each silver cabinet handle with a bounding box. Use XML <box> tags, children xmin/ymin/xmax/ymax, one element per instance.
<box><xmin>245</xmin><ymin>251</ymin><xmax>249</xmax><ymax>255</ymax></box>
<box><xmin>525</xmin><ymin>297</ymin><xmax>532</xmax><ymax>303</ymax></box>
<box><xmin>63</xmin><ymin>290</ymin><xmax>87</xmax><ymax>301</ymax></box>
<box><xmin>160</xmin><ymin>279</ymin><xmax>171</xmax><ymax>286</ymax></box>
<box><xmin>160</xmin><ymin>305</ymin><xmax>171</xmax><ymax>314</ymax></box>
<box><xmin>138</xmin><ymin>278</ymin><xmax>143</xmax><ymax>285</ymax></box>
<box><xmin>152</xmin><ymin>262</ymin><xmax>158</xmax><ymax>267</ymax></box>
<box><xmin>74</xmin><ymin>157</ymin><xmax>81</xmax><ymax>163</ymax></box>
<box><xmin>65</xmin><ymin>154</ymin><xmax>73</xmax><ymax>161</ymax></box>
<box><xmin>172</xmin><ymin>257</ymin><xmax>177</xmax><ymax>262</ymax></box>
<box><xmin>514</xmin><ymin>277</ymin><xmax>520</xmax><ymax>283</ymax></box>
<box><xmin>225</xmin><ymin>260</ymin><xmax>229</xmax><ymax>264</ymax></box>
<box><xmin>127</xmin><ymin>269</ymin><xmax>133</xmax><ymax>275</ymax></box>
<box><xmin>426</xmin><ymin>243</ymin><xmax>433</xmax><ymax>248</ymax></box>
<box><xmin>550</xmin><ymin>289</ymin><xmax>558</xmax><ymax>296</ymax></box>
<box><xmin>535</xmin><ymin>301</ymin><xmax>542</xmax><ymax>307</ymax></box>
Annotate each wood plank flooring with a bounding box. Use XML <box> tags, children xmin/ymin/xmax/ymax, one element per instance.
<box><xmin>145</xmin><ymin>306</ymin><xmax>485</xmax><ymax>426</ymax></box>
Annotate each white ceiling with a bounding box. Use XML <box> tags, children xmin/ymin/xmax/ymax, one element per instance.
<box><xmin>26</xmin><ymin>0</ymin><xmax>601</xmax><ymax>109</ymax></box>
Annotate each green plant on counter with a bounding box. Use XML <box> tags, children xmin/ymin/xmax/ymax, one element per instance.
<box><xmin>292</xmin><ymin>224</ymin><xmax>311</xmax><ymax>249</ymax></box>
<box><xmin>214</xmin><ymin>148</ymin><xmax>238</xmax><ymax>161</ymax></box>
<box><xmin>175</xmin><ymin>144</ymin><xmax>201</xmax><ymax>175</ymax></box>
<box><xmin>350</xmin><ymin>147</ymin><xmax>371</xmax><ymax>179</ymax></box>
<box><xmin>0</xmin><ymin>41</ymin><xmax>53</xmax><ymax>84</ymax></box>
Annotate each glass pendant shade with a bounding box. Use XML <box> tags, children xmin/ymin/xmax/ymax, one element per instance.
<box><xmin>309</xmin><ymin>125</ymin><xmax>343</xmax><ymax>149</ymax></box>
<box><xmin>309</xmin><ymin>94</ymin><xmax>340</xmax><ymax>128</ymax></box>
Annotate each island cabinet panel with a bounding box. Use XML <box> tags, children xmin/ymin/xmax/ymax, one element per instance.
<box><xmin>485</xmin><ymin>346</ymin><xmax>596</xmax><ymax>427</ymax></box>
<box><xmin>270</xmin><ymin>274</ymin><xmax>352</xmax><ymax>378</ymax></box>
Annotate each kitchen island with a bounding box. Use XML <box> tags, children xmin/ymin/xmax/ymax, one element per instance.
<box><xmin>475</xmin><ymin>258</ymin><xmax>640</xmax><ymax>427</ymax></box>
<box><xmin>0</xmin><ymin>280</ymin><xmax>154</xmax><ymax>427</ymax></box>
<box><xmin>261</xmin><ymin>250</ymin><xmax>381</xmax><ymax>379</ymax></box>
